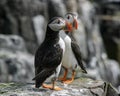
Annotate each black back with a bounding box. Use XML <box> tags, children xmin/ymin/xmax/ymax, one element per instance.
<box><xmin>33</xmin><ymin>21</ymin><xmax>63</xmax><ymax>88</ymax></box>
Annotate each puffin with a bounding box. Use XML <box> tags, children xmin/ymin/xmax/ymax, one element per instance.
<box><xmin>59</xmin><ymin>13</ymin><xmax>87</xmax><ymax>84</ymax></box>
<box><xmin>32</xmin><ymin>17</ymin><xmax>72</xmax><ymax>90</ymax></box>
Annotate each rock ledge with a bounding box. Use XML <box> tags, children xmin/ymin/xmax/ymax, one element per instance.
<box><xmin>0</xmin><ymin>78</ymin><xmax>119</xmax><ymax>96</ymax></box>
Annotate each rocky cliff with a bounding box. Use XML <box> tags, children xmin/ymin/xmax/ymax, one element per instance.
<box><xmin>0</xmin><ymin>78</ymin><xmax>119</xmax><ymax>96</ymax></box>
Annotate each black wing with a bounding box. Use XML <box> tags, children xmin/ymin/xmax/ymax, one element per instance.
<box><xmin>71</xmin><ymin>40</ymin><xmax>87</xmax><ymax>73</ymax></box>
<box><xmin>33</xmin><ymin>44</ymin><xmax>63</xmax><ymax>88</ymax></box>
<box><xmin>35</xmin><ymin>44</ymin><xmax>63</xmax><ymax>72</ymax></box>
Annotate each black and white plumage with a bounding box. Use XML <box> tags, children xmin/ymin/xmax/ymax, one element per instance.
<box><xmin>32</xmin><ymin>17</ymin><xmax>71</xmax><ymax>90</ymax></box>
<box><xmin>65</xmin><ymin>13</ymin><xmax>88</xmax><ymax>60</ymax></box>
<box><xmin>59</xmin><ymin>13</ymin><xmax>87</xmax><ymax>84</ymax></box>
<box><xmin>65</xmin><ymin>13</ymin><xmax>87</xmax><ymax>73</ymax></box>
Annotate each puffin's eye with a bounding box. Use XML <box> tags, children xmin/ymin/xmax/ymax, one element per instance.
<box><xmin>67</xmin><ymin>15</ymin><xmax>70</xmax><ymax>19</ymax></box>
<box><xmin>57</xmin><ymin>20</ymin><xmax>60</xmax><ymax>24</ymax></box>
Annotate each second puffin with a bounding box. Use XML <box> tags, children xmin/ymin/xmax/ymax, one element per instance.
<box><xmin>59</xmin><ymin>13</ymin><xmax>87</xmax><ymax>84</ymax></box>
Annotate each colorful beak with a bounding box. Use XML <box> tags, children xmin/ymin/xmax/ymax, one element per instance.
<box><xmin>73</xmin><ymin>18</ymin><xmax>78</xmax><ymax>29</ymax></box>
<box><xmin>64</xmin><ymin>21</ymin><xmax>73</xmax><ymax>32</ymax></box>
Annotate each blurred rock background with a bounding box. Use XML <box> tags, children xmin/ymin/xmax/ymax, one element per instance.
<box><xmin>0</xmin><ymin>0</ymin><xmax>120</xmax><ymax>92</ymax></box>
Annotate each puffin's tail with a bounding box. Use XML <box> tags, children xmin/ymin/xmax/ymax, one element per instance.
<box><xmin>32</xmin><ymin>69</ymin><xmax>54</xmax><ymax>88</ymax></box>
<box><xmin>82</xmin><ymin>69</ymin><xmax>87</xmax><ymax>74</ymax></box>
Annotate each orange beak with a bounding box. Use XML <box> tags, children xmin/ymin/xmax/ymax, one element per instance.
<box><xmin>73</xmin><ymin>18</ymin><xmax>78</xmax><ymax>29</ymax></box>
<box><xmin>65</xmin><ymin>21</ymin><xmax>73</xmax><ymax>32</ymax></box>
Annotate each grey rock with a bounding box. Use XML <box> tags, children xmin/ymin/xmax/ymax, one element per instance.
<box><xmin>0</xmin><ymin>34</ymin><xmax>34</xmax><ymax>82</ymax></box>
<box><xmin>47</xmin><ymin>0</ymin><xmax>67</xmax><ymax>19</ymax></box>
<box><xmin>87</xmin><ymin>57</ymin><xmax>120</xmax><ymax>87</ymax></box>
<box><xmin>77</xmin><ymin>0</ymin><xmax>120</xmax><ymax>87</ymax></box>
<box><xmin>64</xmin><ymin>0</ymin><xmax>78</xmax><ymax>12</ymax></box>
<box><xmin>0</xmin><ymin>50</ymin><xmax>34</xmax><ymax>82</ymax></box>
<box><xmin>18</xmin><ymin>16</ymin><xmax>38</xmax><ymax>53</ymax></box>
<box><xmin>32</xmin><ymin>15</ymin><xmax>47</xmax><ymax>45</ymax></box>
<box><xmin>0</xmin><ymin>0</ymin><xmax>46</xmax><ymax>53</ymax></box>
<box><xmin>97</xmin><ymin>0</ymin><xmax>120</xmax><ymax>63</ymax></box>
<box><xmin>94</xmin><ymin>0</ymin><xmax>120</xmax><ymax>3</ymax></box>
<box><xmin>0</xmin><ymin>78</ymin><xmax>119</xmax><ymax>96</ymax></box>
<box><xmin>105</xmin><ymin>83</ymin><xmax>119</xmax><ymax>96</ymax></box>
<box><xmin>19</xmin><ymin>16</ymin><xmax>34</xmax><ymax>41</ymax></box>
<box><xmin>0</xmin><ymin>34</ymin><xmax>27</xmax><ymax>52</ymax></box>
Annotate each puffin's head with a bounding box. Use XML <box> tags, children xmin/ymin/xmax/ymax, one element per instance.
<box><xmin>65</xmin><ymin>13</ymin><xmax>78</xmax><ymax>30</ymax></box>
<box><xmin>48</xmin><ymin>17</ymin><xmax>72</xmax><ymax>32</ymax></box>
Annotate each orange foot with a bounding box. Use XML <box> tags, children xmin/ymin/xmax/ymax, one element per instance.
<box><xmin>42</xmin><ymin>84</ymin><xmax>62</xmax><ymax>91</ymax></box>
<box><xmin>59</xmin><ymin>68</ymin><xmax>68</xmax><ymax>82</ymax></box>
<box><xmin>63</xmin><ymin>70</ymin><xmax>75</xmax><ymax>84</ymax></box>
<box><xmin>63</xmin><ymin>79</ymin><xmax>74</xmax><ymax>84</ymax></box>
<box><xmin>59</xmin><ymin>77</ymin><xmax>66</xmax><ymax>81</ymax></box>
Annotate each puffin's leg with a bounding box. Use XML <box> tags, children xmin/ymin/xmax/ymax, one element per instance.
<box><xmin>52</xmin><ymin>78</ymin><xmax>62</xmax><ymax>91</ymax></box>
<box><xmin>59</xmin><ymin>67</ymin><xmax>68</xmax><ymax>81</ymax></box>
<box><xmin>42</xmin><ymin>77</ymin><xmax>62</xmax><ymax>91</ymax></box>
<box><xmin>63</xmin><ymin>70</ymin><xmax>75</xmax><ymax>84</ymax></box>
<box><xmin>42</xmin><ymin>78</ymin><xmax>62</xmax><ymax>91</ymax></box>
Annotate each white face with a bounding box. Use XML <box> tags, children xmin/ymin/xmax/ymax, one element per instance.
<box><xmin>65</xmin><ymin>14</ymin><xmax>78</xmax><ymax>23</ymax></box>
<box><xmin>65</xmin><ymin>14</ymin><xmax>74</xmax><ymax>24</ymax></box>
<box><xmin>48</xmin><ymin>18</ymin><xmax>66</xmax><ymax>31</ymax></box>
<box><xmin>65</xmin><ymin>13</ymin><xmax>78</xmax><ymax>30</ymax></box>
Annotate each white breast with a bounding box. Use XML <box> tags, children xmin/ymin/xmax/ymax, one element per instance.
<box><xmin>60</xmin><ymin>31</ymin><xmax>78</xmax><ymax>70</ymax></box>
<box><xmin>58</xmin><ymin>37</ymin><xmax>65</xmax><ymax>55</ymax></box>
